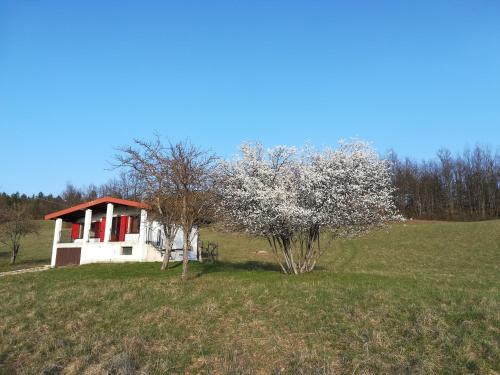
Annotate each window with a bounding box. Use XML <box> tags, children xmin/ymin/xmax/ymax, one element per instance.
<box><xmin>129</xmin><ymin>215</ymin><xmax>140</xmax><ymax>234</ymax></box>
<box><xmin>110</xmin><ymin>217</ymin><xmax>120</xmax><ymax>242</ymax></box>
<box><xmin>89</xmin><ymin>222</ymin><xmax>100</xmax><ymax>238</ymax></box>
<box><xmin>121</xmin><ymin>246</ymin><xmax>133</xmax><ymax>255</ymax></box>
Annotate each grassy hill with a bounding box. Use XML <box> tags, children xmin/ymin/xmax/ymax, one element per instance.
<box><xmin>0</xmin><ymin>220</ymin><xmax>499</xmax><ymax>374</ymax></box>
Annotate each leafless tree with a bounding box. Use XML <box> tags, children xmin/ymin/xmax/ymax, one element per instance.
<box><xmin>115</xmin><ymin>137</ymin><xmax>181</xmax><ymax>271</ymax></box>
<box><xmin>98</xmin><ymin>171</ymin><xmax>143</xmax><ymax>200</ymax></box>
<box><xmin>390</xmin><ymin>145</ymin><xmax>499</xmax><ymax>220</ymax></box>
<box><xmin>61</xmin><ymin>183</ymin><xmax>83</xmax><ymax>205</ymax></box>
<box><xmin>0</xmin><ymin>203</ymin><xmax>39</xmax><ymax>264</ymax></box>
<box><xmin>167</xmin><ymin>141</ymin><xmax>217</xmax><ymax>281</ymax></box>
<box><xmin>116</xmin><ymin>137</ymin><xmax>216</xmax><ymax>279</ymax></box>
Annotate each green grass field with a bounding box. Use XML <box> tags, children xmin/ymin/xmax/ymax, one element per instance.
<box><xmin>0</xmin><ymin>220</ymin><xmax>499</xmax><ymax>374</ymax></box>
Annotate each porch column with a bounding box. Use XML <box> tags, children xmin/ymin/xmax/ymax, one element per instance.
<box><xmin>50</xmin><ymin>218</ymin><xmax>62</xmax><ymax>268</ymax></box>
<box><xmin>104</xmin><ymin>203</ymin><xmax>114</xmax><ymax>242</ymax></box>
<box><xmin>82</xmin><ymin>209</ymin><xmax>92</xmax><ymax>242</ymax></box>
<box><xmin>194</xmin><ymin>229</ymin><xmax>202</xmax><ymax>262</ymax></box>
<box><xmin>138</xmin><ymin>209</ymin><xmax>148</xmax><ymax>244</ymax></box>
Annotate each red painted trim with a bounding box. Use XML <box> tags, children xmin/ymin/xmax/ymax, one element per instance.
<box><xmin>119</xmin><ymin>215</ymin><xmax>128</xmax><ymax>241</ymax></box>
<box><xmin>99</xmin><ymin>218</ymin><xmax>106</xmax><ymax>242</ymax></box>
<box><xmin>44</xmin><ymin>196</ymin><xmax>150</xmax><ymax>220</ymax></box>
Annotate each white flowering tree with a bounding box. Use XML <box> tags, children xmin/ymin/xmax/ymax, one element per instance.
<box><xmin>218</xmin><ymin>140</ymin><xmax>400</xmax><ymax>274</ymax></box>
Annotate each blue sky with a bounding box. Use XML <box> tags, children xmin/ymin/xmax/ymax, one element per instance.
<box><xmin>1</xmin><ymin>1</ymin><xmax>499</xmax><ymax>195</ymax></box>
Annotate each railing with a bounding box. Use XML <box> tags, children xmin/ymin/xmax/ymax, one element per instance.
<box><xmin>145</xmin><ymin>227</ymin><xmax>198</xmax><ymax>259</ymax></box>
<box><xmin>199</xmin><ymin>241</ymin><xmax>219</xmax><ymax>262</ymax></box>
<box><xmin>59</xmin><ymin>226</ymin><xmax>74</xmax><ymax>243</ymax></box>
<box><xmin>145</xmin><ymin>227</ymin><xmax>164</xmax><ymax>252</ymax></box>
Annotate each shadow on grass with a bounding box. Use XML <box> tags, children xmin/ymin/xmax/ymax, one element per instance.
<box><xmin>49</xmin><ymin>260</ymin><xmax>282</xmax><ymax>282</ymax></box>
<box><xmin>193</xmin><ymin>261</ymin><xmax>328</xmax><ymax>279</ymax></box>
<box><xmin>30</xmin><ymin>259</ymin><xmax>328</xmax><ymax>282</ymax></box>
<box><xmin>194</xmin><ymin>260</ymin><xmax>282</xmax><ymax>277</ymax></box>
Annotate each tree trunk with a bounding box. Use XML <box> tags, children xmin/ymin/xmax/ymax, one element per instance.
<box><xmin>160</xmin><ymin>239</ymin><xmax>172</xmax><ymax>270</ymax></box>
<box><xmin>180</xmin><ymin>192</ymin><xmax>190</xmax><ymax>281</ymax></box>
<box><xmin>181</xmin><ymin>228</ymin><xmax>189</xmax><ymax>281</ymax></box>
<box><xmin>10</xmin><ymin>244</ymin><xmax>19</xmax><ymax>265</ymax></box>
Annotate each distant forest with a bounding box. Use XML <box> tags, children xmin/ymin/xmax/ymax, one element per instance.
<box><xmin>1</xmin><ymin>146</ymin><xmax>499</xmax><ymax>221</ymax></box>
<box><xmin>389</xmin><ymin>146</ymin><xmax>499</xmax><ymax>220</ymax></box>
<box><xmin>0</xmin><ymin>173</ymin><xmax>141</xmax><ymax>220</ymax></box>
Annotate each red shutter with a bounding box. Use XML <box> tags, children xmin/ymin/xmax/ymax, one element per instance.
<box><xmin>99</xmin><ymin>218</ymin><xmax>106</xmax><ymax>242</ymax></box>
<box><xmin>119</xmin><ymin>215</ymin><xmax>128</xmax><ymax>241</ymax></box>
<box><xmin>71</xmin><ymin>223</ymin><xmax>80</xmax><ymax>240</ymax></box>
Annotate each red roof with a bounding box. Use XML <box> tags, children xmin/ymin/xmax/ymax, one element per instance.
<box><xmin>44</xmin><ymin>197</ymin><xmax>150</xmax><ymax>221</ymax></box>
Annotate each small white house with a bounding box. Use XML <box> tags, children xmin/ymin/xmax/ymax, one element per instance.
<box><xmin>44</xmin><ymin>197</ymin><xmax>199</xmax><ymax>267</ymax></box>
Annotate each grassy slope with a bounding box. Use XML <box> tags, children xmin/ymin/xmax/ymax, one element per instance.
<box><xmin>0</xmin><ymin>221</ymin><xmax>499</xmax><ymax>374</ymax></box>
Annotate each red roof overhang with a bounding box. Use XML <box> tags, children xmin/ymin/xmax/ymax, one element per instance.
<box><xmin>44</xmin><ymin>197</ymin><xmax>150</xmax><ymax>221</ymax></box>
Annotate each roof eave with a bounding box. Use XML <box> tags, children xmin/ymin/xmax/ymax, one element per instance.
<box><xmin>44</xmin><ymin>197</ymin><xmax>150</xmax><ymax>221</ymax></box>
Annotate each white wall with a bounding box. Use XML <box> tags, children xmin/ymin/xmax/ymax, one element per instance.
<box><xmin>53</xmin><ymin>207</ymin><xmax>199</xmax><ymax>266</ymax></box>
<box><xmin>79</xmin><ymin>242</ymin><xmax>146</xmax><ymax>264</ymax></box>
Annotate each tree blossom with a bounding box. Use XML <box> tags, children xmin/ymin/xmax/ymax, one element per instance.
<box><xmin>218</xmin><ymin>140</ymin><xmax>401</xmax><ymax>274</ymax></box>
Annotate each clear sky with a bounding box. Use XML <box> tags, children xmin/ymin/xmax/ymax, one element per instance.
<box><xmin>1</xmin><ymin>1</ymin><xmax>499</xmax><ymax>195</ymax></box>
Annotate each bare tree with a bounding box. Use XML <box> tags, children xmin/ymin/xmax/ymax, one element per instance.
<box><xmin>0</xmin><ymin>203</ymin><xmax>39</xmax><ymax>264</ymax></box>
<box><xmin>115</xmin><ymin>137</ymin><xmax>181</xmax><ymax>271</ymax></box>
<box><xmin>391</xmin><ymin>145</ymin><xmax>499</xmax><ymax>220</ymax></box>
<box><xmin>98</xmin><ymin>171</ymin><xmax>143</xmax><ymax>200</ymax></box>
<box><xmin>61</xmin><ymin>183</ymin><xmax>84</xmax><ymax>205</ymax></box>
<box><xmin>116</xmin><ymin>137</ymin><xmax>216</xmax><ymax>279</ymax></box>
<box><xmin>167</xmin><ymin>141</ymin><xmax>217</xmax><ymax>281</ymax></box>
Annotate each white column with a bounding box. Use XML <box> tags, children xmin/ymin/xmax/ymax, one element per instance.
<box><xmin>50</xmin><ymin>218</ymin><xmax>63</xmax><ymax>268</ymax></box>
<box><xmin>191</xmin><ymin>228</ymin><xmax>201</xmax><ymax>262</ymax></box>
<box><xmin>104</xmin><ymin>203</ymin><xmax>114</xmax><ymax>242</ymax></box>
<box><xmin>82</xmin><ymin>209</ymin><xmax>92</xmax><ymax>242</ymax></box>
<box><xmin>138</xmin><ymin>209</ymin><xmax>148</xmax><ymax>244</ymax></box>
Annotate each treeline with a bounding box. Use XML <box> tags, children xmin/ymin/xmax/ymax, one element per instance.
<box><xmin>54</xmin><ymin>173</ymin><xmax>142</xmax><ymax>206</ymax></box>
<box><xmin>390</xmin><ymin>146</ymin><xmax>500</xmax><ymax>220</ymax></box>
<box><xmin>1</xmin><ymin>146</ymin><xmax>499</xmax><ymax>222</ymax></box>
<box><xmin>0</xmin><ymin>173</ymin><xmax>141</xmax><ymax>219</ymax></box>
<box><xmin>0</xmin><ymin>192</ymin><xmax>66</xmax><ymax>220</ymax></box>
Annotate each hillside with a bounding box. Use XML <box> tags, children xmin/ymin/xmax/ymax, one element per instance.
<box><xmin>0</xmin><ymin>220</ymin><xmax>54</xmax><ymax>272</ymax></box>
<box><xmin>0</xmin><ymin>220</ymin><xmax>499</xmax><ymax>373</ymax></box>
